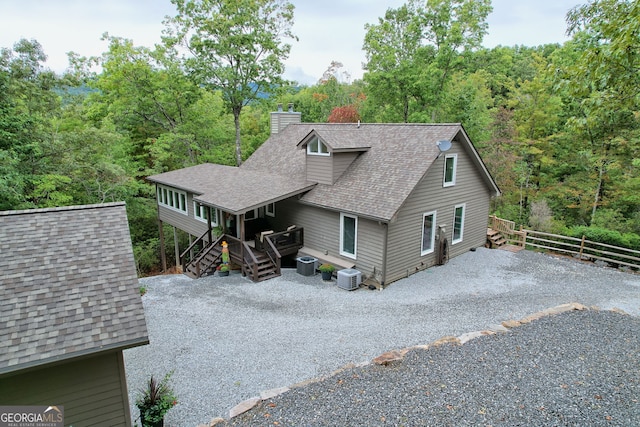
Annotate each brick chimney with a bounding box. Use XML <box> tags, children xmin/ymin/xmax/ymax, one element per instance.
<box><xmin>270</xmin><ymin>103</ymin><xmax>301</xmax><ymax>134</ymax></box>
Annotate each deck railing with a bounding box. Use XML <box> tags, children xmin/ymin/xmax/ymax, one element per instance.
<box><xmin>489</xmin><ymin>215</ymin><xmax>640</xmax><ymax>270</ymax></box>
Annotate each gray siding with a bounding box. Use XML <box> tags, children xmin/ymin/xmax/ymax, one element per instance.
<box><xmin>306</xmin><ymin>155</ymin><xmax>333</xmax><ymax>184</ymax></box>
<box><xmin>385</xmin><ymin>141</ymin><xmax>491</xmax><ymax>284</ymax></box>
<box><xmin>157</xmin><ymin>191</ymin><xmax>210</xmax><ymax>238</ymax></box>
<box><xmin>0</xmin><ymin>351</ymin><xmax>133</xmax><ymax>426</ymax></box>
<box><xmin>277</xmin><ymin>198</ymin><xmax>385</xmax><ymax>280</ymax></box>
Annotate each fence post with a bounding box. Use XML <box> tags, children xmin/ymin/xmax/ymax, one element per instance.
<box><xmin>520</xmin><ymin>226</ymin><xmax>526</xmax><ymax>247</ymax></box>
<box><xmin>579</xmin><ymin>235</ymin><xmax>586</xmax><ymax>259</ymax></box>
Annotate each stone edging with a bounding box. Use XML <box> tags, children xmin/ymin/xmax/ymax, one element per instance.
<box><xmin>203</xmin><ymin>302</ymin><xmax>624</xmax><ymax>426</ymax></box>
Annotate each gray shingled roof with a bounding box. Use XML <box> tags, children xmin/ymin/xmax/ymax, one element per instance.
<box><xmin>246</xmin><ymin>123</ymin><xmax>498</xmax><ymax>221</ymax></box>
<box><xmin>149</xmin><ymin>123</ymin><xmax>499</xmax><ymax>221</ymax></box>
<box><xmin>147</xmin><ymin>163</ymin><xmax>316</xmax><ymax>215</ymax></box>
<box><xmin>297</xmin><ymin>128</ymin><xmax>372</xmax><ymax>151</ymax></box>
<box><xmin>0</xmin><ymin>203</ymin><xmax>149</xmax><ymax>375</ymax></box>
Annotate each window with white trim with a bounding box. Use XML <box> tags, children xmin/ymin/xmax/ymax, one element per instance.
<box><xmin>194</xmin><ymin>202</ymin><xmax>218</xmax><ymax>225</ymax></box>
<box><xmin>157</xmin><ymin>185</ymin><xmax>187</xmax><ymax>215</ymax></box>
<box><xmin>421</xmin><ymin>211</ymin><xmax>437</xmax><ymax>255</ymax></box>
<box><xmin>443</xmin><ymin>154</ymin><xmax>457</xmax><ymax>187</ymax></box>
<box><xmin>266</xmin><ymin>203</ymin><xmax>275</xmax><ymax>217</ymax></box>
<box><xmin>452</xmin><ymin>204</ymin><xmax>465</xmax><ymax>244</ymax></box>
<box><xmin>340</xmin><ymin>213</ymin><xmax>357</xmax><ymax>259</ymax></box>
<box><xmin>307</xmin><ymin>136</ymin><xmax>329</xmax><ymax>156</ymax></box>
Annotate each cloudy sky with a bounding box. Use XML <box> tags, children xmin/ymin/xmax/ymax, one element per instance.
<box><xmin>1</xmin><ymin>0</ymin><xmax>581</xmax><ymax>85</ymax></box>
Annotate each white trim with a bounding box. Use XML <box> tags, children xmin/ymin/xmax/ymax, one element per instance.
<box><xmin>421</xmin><ymin>211</ymin><xmax>437</xmax><ymax>255</ymax></box>
<box><xmin>443</xmin><ymin>154</ymin><xmax>457</xmax><ymax>187</ymax></box>
<box><xmin>194</xmin><ymin>202</ymin><xmax>219</xmax><ymax>226</ymax></box>
<box><xmin>266</xmin><ymin>203</ymin><xmax>275</xmax><ymax>217</ymax></box>
<box><xmin>340</xmin><ymin>212</ymin><xmax>358</xmax><ymax>259</ymax></box>
<box><xmin>452</xmin><ymin>203</ymin><xmax>465</xmax><ymax>244</ymax></box>
<box><xmin>307</xmin><ymin>136</ymin><xmax>330</xmax><ymax>156</ymax></box>
<box><xmin>157</xmin><ymin>184</ymin><xmax>187</xmax><ymax>215</ymax></box>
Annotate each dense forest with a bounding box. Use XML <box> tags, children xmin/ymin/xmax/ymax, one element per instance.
<box><xmin>2</xmin><ymin>0</ymin><xmax>639</xmax><ymax>275</ymax></box>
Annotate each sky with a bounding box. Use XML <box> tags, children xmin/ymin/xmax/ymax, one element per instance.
<box><xmin>0</xmin><ymin>0</ymin><xmax>582</xmax><ymax>85</ymax></box>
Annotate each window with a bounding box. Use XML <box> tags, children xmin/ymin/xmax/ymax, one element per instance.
<box><xmin>194</xmin><ymin>202</ymin><xmax>218</xmax><ymax>225</ymax></box>
<box><xmin>340</xmin><ymin>213</ymin><xmax>357</xmax><ymax>259</ymax></box>
<box><xmin>245</xmin><ymin>209</ymin><xmax>258</xmax><ymax>220</ymax></box>
<box><xmin>157</xmin><ymin>185</ymin><xmax>187</xmax><ymax>215</ymax></box>
<box><xmin>421</xmin><ymin>211</ymin><xmax>437</xmax><ymax>255</ymax></box>
<box><xmin>307</xmin><ymin>136</ymin><xmax>329</xmax><ymax>156</ymax></box>
<box><xmin>266</xmin><ymin>203</ymin><xmax>275</xmax><ymax>217</ymax></box>
<box><xmin>443</xmin><ymin>154</ymin><xmax>457</xmax><ymax>186</ymax></box>
<box><xmin>452</xmin><ymin>204</ymin><xmax>465</xmax><ymax>244</ymax></box>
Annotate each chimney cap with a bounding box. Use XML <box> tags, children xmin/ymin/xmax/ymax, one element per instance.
<box><xmin>288</xmin><ymin>103</ymin><xmax>294</xmax><ymax>112</ymax></box>
<box><xmin>277</xmin><ymin>103</ymin><xmax>283</xmax><ymax>112</ymax></box>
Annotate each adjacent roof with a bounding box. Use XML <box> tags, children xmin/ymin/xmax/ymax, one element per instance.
<box><xmin>0</xmin><ymin>203</ymin><xmax>149</xmax><ymax>375</ymax></box>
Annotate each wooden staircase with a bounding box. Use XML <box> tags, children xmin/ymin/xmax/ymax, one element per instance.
<box><xmin>184</xmin><ymin>244</ymin><xmax>222</xmax><ymax>278</ymax></box>
<box><xmin>181</xmin><ymin>228</ymin><xmax>304</xmax><ymax>282</ymax></box>
<box><xmin>248</xmin><ymin>252</ymin><xmax>280</xmax><ymax>282</ymax></box>
<box><xmin>486</xmin><ymin>228</ymin><xmax>507</xmax><ymax>248</ymax></box>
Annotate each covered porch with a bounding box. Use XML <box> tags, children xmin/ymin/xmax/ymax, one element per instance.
<box><xmin>150</xmin><ymin>164</ymin><xmax>316</xmax><ymax>282</ymax></box>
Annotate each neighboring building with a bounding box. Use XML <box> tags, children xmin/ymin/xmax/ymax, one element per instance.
<box><xmin>148</xmin><ymin>107</ymin><xmax>500</xmax><ymax>286</ymax></box>
<box><xmin>0</xmin><ymin>203</ymin><xmax>149</xmax><ymax>426</ymax></box>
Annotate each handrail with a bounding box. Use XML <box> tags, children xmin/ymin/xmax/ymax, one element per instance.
<box><xmin>489</xmin><ymin>215</ymin><xmax>640</xmax><ymax>270</ymax></box>
<box><xmin>263</xmin><ymin>236</ymin><xmax>282</xmax><ymax>276</ymax></box>
<box><xmin>180</xmin><ymin>228</ymin><xmax>210</xmax><ymax>261</ymax></box>
<box><xmin>181</xmin><ymin>231</ymin><xmax>224</xmax><ymax>272</ymax></box>
<box><xmin>242</xmin><ymin>241</ymin><xmax>261</xmax><ymax>281</ymax></box>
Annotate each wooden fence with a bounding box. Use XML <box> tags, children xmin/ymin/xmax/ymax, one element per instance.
<box><xmin>489</xmin><ymin>215</ymin><xmax>640</xmax><ymax>270</ymax></box>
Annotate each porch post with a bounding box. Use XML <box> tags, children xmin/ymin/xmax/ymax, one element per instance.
<box><xmin>207</xmin><ymin>205</ymin><xmax>212</xmax><ymax>244</ymax></box>
<box><xmin>240</xmin><ymin>213</ymin><xmax>245</xmax><ymax>272</ymax></box>
<box><xmin>173</xmin><ymin>226</ymin><xmax>180</xmax><ymax>270</ymax></box>
<box><xmin>158</xmin><ymin>219</ymin><xmax>167</xmax><ymax>272</ymax></box>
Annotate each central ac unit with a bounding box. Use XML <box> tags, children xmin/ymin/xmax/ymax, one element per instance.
<box><xmin>337</xmin><ymin>269</ymin><xmax>361</xmax><ymax>291</ymax></box>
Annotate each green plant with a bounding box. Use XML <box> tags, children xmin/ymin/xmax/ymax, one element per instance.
<box><xmin>318</xmin><ymin>263</ymin><xmax>335</xmax><ymax>273</ymax></box>
<box><xmin>217</xmin><ymin>264</ymin><xmax>230</xmax><ymax>272</ymax></box>
<box><xmin>139</xmin><ymin>286</ymin><xmax>147</xmax><ymax>296</ymax></box>
<box><xmin>135</xmin><ymin>372</ymin><xmax>177</xmax><ymax>426</ymax></box>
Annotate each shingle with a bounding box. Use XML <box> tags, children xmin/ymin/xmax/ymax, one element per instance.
<box><xmin>246</xmin><ymin>123</ymin><xmax>462</xmax><ymax>221</ymax></box>
<box><xmin>0</xmin><ymin>203</ymin><xmax>149</xmax><ymax>374</ymax></box>
<box><xmin>148</xmin><ymin>123</ymin><xmax>498</xmax><ymax>221</ymax></box>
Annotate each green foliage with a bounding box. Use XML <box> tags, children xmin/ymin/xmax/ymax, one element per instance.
<box><xmin>135</xmin><ymin>372</ymin><xmax>177</xmax><ymax>424</ymax></box>
<box><xmin>565</xmin><ymin>226</ymin><xmax>640</xmax><ymax>251</ymax></box>
<box><xmin>164</xmin><ymin>0</ymin><xmax>296</xmax><ymax>165</ymax></box>
<box><xmin>318</xmin><ymin>263</ymin><xmax>335</xmax><ymax>273</ymax></box>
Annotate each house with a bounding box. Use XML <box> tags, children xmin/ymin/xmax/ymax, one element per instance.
<box><xmin>0</xmin><ymin>203</ymin><xmax>149</xmax><ymax>426</ymax></box>
<box><xmin>147</xmin><ymin>106</ymin><xmax>500</xmax><ymax>286</ymax></box>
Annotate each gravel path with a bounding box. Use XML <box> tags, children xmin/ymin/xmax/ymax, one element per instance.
<box><xmin>124</xmin><ymin>248</ymin><xmax>640</xmax><ymax>426</ymax></box>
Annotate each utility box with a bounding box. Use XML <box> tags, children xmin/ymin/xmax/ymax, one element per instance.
<box><xmin>296</xmin><ymin>256</ymin><xmax>317</xmax><ymax>276</ymax></box>
<box><xmin>337</xmin><ymin>269</ymin><xmax>362</xmax><ymax>291</ymax></box>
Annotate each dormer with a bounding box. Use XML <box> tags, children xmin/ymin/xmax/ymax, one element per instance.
<box><xmin>297</xmin><ymin>128</ymin><xmax>370</xmax><ymax>185</ymax></box>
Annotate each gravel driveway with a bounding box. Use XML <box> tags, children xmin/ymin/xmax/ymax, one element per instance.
<box><xmin>124</xmin><ymin>248</ymin><xmax>640</xmax><ymax>426</ymax></box>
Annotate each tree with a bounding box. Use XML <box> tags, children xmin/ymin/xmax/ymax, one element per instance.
<box><xmin>559</xmin><ymin>0</ymin><xmax>640</xmax><ymax>224</ymax></box>
<box><xmin>0</xmin><ymin>39</ymin><xmax>62</xmax><ymax>209</ymax></box>
<box><xmin>363</xmin><ymin>3</ymin><xmax>423</xmax><ymax>122</ymax></box>
<box><xmin>164</xmin><ymin>0</ymin><xmax>296</xmax><ymax>166</ymax></box>
<box><xmin>363</xmin><ymin>0</ymin><xmax>492</xmax><ymax>123</ymax></box>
